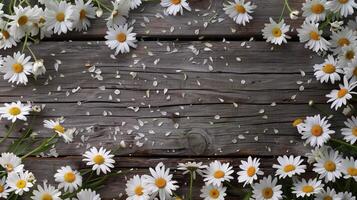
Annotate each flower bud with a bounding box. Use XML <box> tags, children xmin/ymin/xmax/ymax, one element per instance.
<box><xmin>289</xmin><ymin>10</ymin><xmax>299</xmax><ymax>20</ymax></box>
<box><xmin>96</xmin><ymin>8</ymin><xmax>103</xmax><ymax>17</ymax></box>
<box><xmin>33</xmin><ymin>59</ymin><xmax>46</xmax><ymax>79</ymax></box>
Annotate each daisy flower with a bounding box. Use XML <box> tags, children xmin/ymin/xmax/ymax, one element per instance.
<box><xmin>251</xmin><ymin>176</ymin><xmax>282</xmax><ymax>200</ymax></box>
<box><xmin>272</xmin><ymin>155</ymin><xmax>306</xmax><ymax>179</ymax></box>
<box><xmin>313</xmin><ymin>149</ymin><xmax>343</xmax><ymax>182</ymax></box>
<box><xmin>105</xmin><ymin>24</ymin><xmax>137</xmax><ymax>55</ymax></box>
<box><xmin>237</xmin><ymin>156</ymin><xmax>264</xmax><ymax>186</ymax></box>
<box><xmin>125</xmin><ymin>175</ymin><xmax>150</xmax><ymax>200</ymax></box>
<box><xmin>75</xmin><ymin>189</ymin><xmax>101</xmax><ymax>200</ymax></box>
<box><xmin>223</xmin><ymin>0</ymin><xmax>257</xmax><ymax>26</ymax></box>
<box><xmin>143</xmin><ymin>162</ymin><xmax>178</xmax><ymax>200</ymax></box>
<box><xmin>0</xmin><ymin>23</ymin><xmax>18</xmax><ymax>49</ymax></box>
<box><xmin>338</xmin><ymin>45</ymin><xmax>357</xmax><ymax>66</ymax></box>
<box><xmin>315</xmin><ymin>187</ymin><xmax>341</xmax><ymax>200</ymax></box>
<box><xmin>292</xmin><ymin>118</ymin><xmax>304</xmax><ymax>133</ymax></box>
<box><xmin>305</xmin><ymin>146</ymin><xmax>331</xmax><ymax>164</ymax></box>
<box><xmin>7</xmin><ymin>6</ymin><xmax>40</xmax><ymax>39</ymax></box>
<box><xmin>313</xmin><ymin>54</ymin><xmax>342</xmax><ymax>84</ymax></box>
<box><xmin>292</xmin><ymin>178</ymin><xmax>324</xmax><ymax>198</ymax></box>
<box><xmin>0</xmin><ymin>177</ymin><xmax>10</xmax><ymax>198</ymax></box>
<box><xmin>31</xmin><ymin>182</ymin><xmax>61</xmax><ymax>200</ymax></box>
<box><xmin>43</xmin><ymin>119</ymin><xmax>76</xmax><ymax>143</ymax></box>
<box><xmin>326</xmin><ymin>76</ymin><xmax>357</xmax><ymax>110</ymax></box>
<box><xmin>299</xmin><ymin>115</ymin><xmax>335</xmax><ymax>147</ymax></box>
<box><xmin>82</xmin><ymin>146</ymin><xmax>115</xmax><ymax>175</ymax></box>
<box><xmin>302</xmin><ymin>0</ymin><xmax>328</xmax><ymax>22</ymax></box>
<box><xmin>54</xmin><ymin>166</ymin><xmax>82</xmax><ymax>192</ymax></box>
<box><xmin>297</xmin><ymin>21</ymin><xmax>330</xmax><ymax>52</ymax></box>
<box><xmin>326</xmin><ymin>0</ymin><xmax>357</xmax><ymax>17</ymax></box>
<box><xmin>262</xmin><ymin>18</ymin><xmax>290</xmax><ymax>45</ymax></box>
<box><xmin>344</xmin><ymin>58</ymin><xmax>357</xmax><ymax>82</ymax></box>
<box><xmin>200</xmin><ymin>184</ymin><xmax>227</xmax><ymax>200</ymax></box>
<box><xmin>0</xmin><ymin>152</ymin><xmax>24</xmax><ymax>173</ymax></box>
<box><xmin>0</xmin><ymin>51</ymin><xmax>33</xmax><ymax>85</ymax></box>
<box><xmin>72</xmin><ymin>0</ymin><xmax>96</xmax><ymax>31</ymax></box>
<box><xmin>160</xmin><ymin>0</ymin><xmax>191</xmax><ymax>16</ymax></box>
<box><xmin>330</xmin><ymin>27</ymin><xmax>357</xmax><ymax>55</ymax></box>
<box><xmin>0</xmin><ymin>101</ymin><xmax>31</xmax><ymax>122</ymax></box>
<box><xmin>106</xmin><ymin>0</ymin><xmax>130</xmax><ymax>27</ymax></box>
<box><xmin>338</xmin><ymin>192</ymin><xmax>356</xmax><ymax>200</ymax></box>
<box><xmin>341</xmin><ymin>116</ymin><xmax>357</xmax><ymax>144</ymax></box>
<box><xmin>7</xmin><ymin>170</ymin><xmax>35</xmax><ymax>195</ymax></box>
<box><xmin>45</xmin><ymin>1</ymin><xmax>74</xmax><ymax>34</ymax></box>
<box><xmin>347</xmin><ymin>16</ymin><xmax>357</xmax><ymax>32</ymax></box>
<box><xmin>130</xmin><ymin>0</ymin><xmax>142</xmax><ymax>9</ymax></box>
<box><xmin>341</xmin><ymin>157</ymin><xmax>357</xmax><ymax>181</ymax></box>
<box><xmin>177</xmin><ymin>161</ymin><xmax>207</xmax><ymax>179</ymax></box>
<box><xmin>203</xmin><ymin>160</ymin><xmax>234</xmax><ymax>187</ymax></box>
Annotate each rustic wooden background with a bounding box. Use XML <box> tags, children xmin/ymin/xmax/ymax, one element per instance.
<box><xmin>0</xmin><ymin>0</ymin><xmax>342</xmax><ymax>199</ymax></box>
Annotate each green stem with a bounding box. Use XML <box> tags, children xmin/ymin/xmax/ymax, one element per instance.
<box><xmin>279</xmin><ymin>2</ymin><xmax>286</xmax><ymax>22</ymax></box>
<box><xmin>94</xmin><ymin>0</ymin><xmax>112</xmax><ymax>12</ymax></box>
<box><xmin>26</xmin><ymin>45</ymin><xmax>37</xmax><ymax>60</ymax></box>
<box><xmin>21</xmin><ymin>34</ymin><xmax>28</xmax><ymax>53</ymax></box>
<box><xmin>0</xmin><ymin>123</ymin><xmax>15</xmax><ymax>145</ymax></box>
<box><xmin>21</xmin><ymin>134</ymin><xmax>57</xmax><ymax>159</ymax></box>
<box><xmin>283</xmin><ymin>0</ymin><xmax>293</xmax><ymax>12</ymax></box>
<box><xmin>330</xmin><ymin>138</ymin><xmax>357</xmax><ymax>151</ymax></box>
<box><xmin>188</xmin><ymin>171</ymin><xmax>193</xmax><ymax>200</ymax></box>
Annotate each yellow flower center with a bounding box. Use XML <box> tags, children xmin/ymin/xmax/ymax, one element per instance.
<box><xmin>323</xmin><ymin>196</ymin><xmax>333</xmax><ymax>200</ymax></box>
<box><xmin>322</xmin><ymin>64</ymin><xmax>336</xmax><ymax>74</ymax></box>
<box><xmin>79</xmin><ymin>9</ymin><xmax>86</xmax><ymax>20</ymax></box>
<box><xmin>0</xmin><ymin>184</ymin><xmax>4</xmax><ymax>193</ymax></box>
<box><xmin>311</xmin><ymin>125</ymin><xmax>323</xmax><ymax>136</ymax></box>
<box><xmin>64</xmin><ymin>172</ymin><xmax>76</xmax><ymax>183</ymax></box>
<box><xmin>5</xmin><ymin>164</ymin><xmax>14</xmax><ymax>172</ymax></box>
<box><xmin>347</xmin><ymin>167</ymin><xmax>357</xmax><ymax>176</ymax></box>
<box><xmin>93</xmin><ymin>154</ymin><xmax>105</xmax><ymax>165</ymax></box>
<box><xmin>247</xmin><ymin>166</ymin><xmax>256</xmax><ymax>177</ymax></box>
<box><xmin>209</xmin><ymin>188</ymin><xmax>220</xmax><ymax>199</ymax></box>
<box><xmin>262</xmin><ymin>187</ymin><xmax>273</xmax><ymax>199</ymax></box>
<box><xmin>339</xmin><ymin>0</ymin><xmax>349</xmax><ymax>4</ymax></box>
<box><xmin>9</xmin><ymin>107</ymin><xmax>21</xmax><ymax>116</ymax></box>
<box><xmin>283</xmin><ymin>164</ymin><xmax>296</xmax><ymax>172</ymax></box>
<box><xmin>116</xmin><ymin>33</ymin><xmax>127</xmax><ymax>43</ymax></box>
<box><xmin>12</xmin><ymin>63</ymin><xmax>24</xmax><ymax>73</ymax></box>
<box><xmin>155</xmin><ymin>178</ymin><xmax>167</xmax><ymax>188</ymax></box>
<box><xmin>292</xmin><ymin>118</ymin><xmax>303</xmax><ymax>127</ymax></box>
<box><xmin>311</xmin><ymin>4</ymin><xmax>325</xmax><ymax>14</ymax></box>
<box><xmin>134</xmin><ymin>186</ymin><xmax>144</xmax><ymax>196</ymax></box>
<box><xmin>302</xmin><ymin>185</ymin><xmax>314</xmax><ymax>193</ymax></box>
<box><xmin>213</xmin><ymin>170</ymin><xmax>225</xmax><ymax>179</ymax></box>
<box><xmin>41</xmin><ymin>193</ymin><xmax>53</xmax><ymax>200</ymax></box>
<box><xmin>56</xmin><ymin>12</ymin><xmax>65</xmax><ymax>22</ymax></box>
<box><xmin>235</xmin><ymin>4</ymin><xmax>246</xmax><ymax>13</ymax></box>
<box><xmin>171</xmin><ymin>0</ymin><xmax>181</xmax><ymax>5</ymax></box>
<box><xmin>352</xmin><ymin>127</ymin><xmax>357</xmax><ymax>136</ymax></box>
<box><xmin>53</xmin><ymin>124</ymin><xmax>65</xmax><ymax>134</ymax></box>
<box><xmin>324</xmin><ymin>160</ymin><xmax>336</xmax><ymax>172</ymax></box>
<box><xmin>272</xmin><ymin>27</ymin><xmax>282</xmax><ymax>37</ymax></box>
<box><xmin>338</xmin><ymin>88</ymin><xmax>348</xmax><ymax>98</ymax></box>
<box><xmin>310</xmin><ymin>31</ymin><xmax>320</xmax><ymax>40</ymax></box>
<box><xmin>338</xmin><ymin>38</ymin><xmax>350</xmax><ymax>47</ymax></box>
<box><xmin>2</xmin><ymin>30</ymin><xmax>10</xmax><ymax>39</ymax></box>
<box><xmin>16</xmin><ymin>179</ymin><xmax>27</xmax><ymax>189</ymax></box>
<box><xmin>18</xmin><ymin>15</ymin><xmax>28</xmax><ymax>26</ymax></box>
<box><xmin>345</xmin><ymin>50</ymin><xmax>355</xmax><ymax>60</ymax></box>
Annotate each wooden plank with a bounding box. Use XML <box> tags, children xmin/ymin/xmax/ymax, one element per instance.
<box><xmin>56</xmin><ymin>0</ymin><xmax>304</xmax><ymax>40</ymax></box>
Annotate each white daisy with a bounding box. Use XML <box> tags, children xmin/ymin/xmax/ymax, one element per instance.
<box><xmin>313</xmin><ymin>54</ymin><xmax>342</xmax><ymax>84</ymax></box>
<box><xmin>105</xmin><ymin>24</ymin><xmax>137</xmax><ymax>55</ymax></box>
<box><xmin>344</xmin><ymin>58</ymin><xmax>357</xmax><ymax>82</ymax></box>
<box><xmin>341</xmin><ymin>157</ymin><xmax>357</xmax><ymax>181</ymax></box>
<box><xmin>7</xmin><ymin>170</ymin><xmax>35</xmax><ymax>195</ymax></box>
<box><xmin>0</xmin><ymin>23</ymin><xmax>18</xmax><ymax>49</ymax></box>
<box><xmin>0</xmin><ymin>51</ymin><xmax>33</xmax><ymax>85</ymax></box>
<box><xmin>106</xmin><ymin>0</ymin><xmax>130</xmax><ymax>27</ymax></box>
<box><xmin>45</xmin><ymin>1</ymin><xmax>74</xmax><ymax>34</ymax></box>
<box><xmin>160</xmin><ymin>0</ymin><xmax>191</xmax><ymax>16</ymax></box>
<box><xmin>330</xmin><ymin>27</ymin><xmax>357</xmax><ymax>55</ymax></box>
<box><xmin>82</xmin><ymin>146</ymin><xmax>115</xmax><ymax>175</ymax></box>
<box><xmin>313</xmin><ymin>149</ymin><xmax>343</xmax><ymax>182</ymax></box>
<box><xmin>75</xmin><ymin>189</ymin><xmax>101</xmax><ymax>200</ymax></box>
<box><xmin>326</xmin><ymin>0</ymin><xmax>357</xmax><ymax>17</ymax></box>
<box><xmin>237</xmin><ymin>156</ymin><xmax>264</xmax><ymax>186</ymax></box>
<box><xmin>299</xmin><ymin>115</ymin><xmax>335</xmax><ymax>147</ymax></box>
<box><xmin>297</xmin><ymin>21</ymin><xmax>330</xmax><ymax>52</ymax></box>
<box><xmin>341</xmin><ymin>116</ymin><xmax>357</xmax><ymax>144</ymax></box>
<box><xmin>7</xmin><ymin>6</ymin><xmax>40</xmax><ymax>39</ymax></box>
<box><xmin>338</xmin><ymin>192</ymin><xmax>356</xmax><ymax>200</ymax></box>
<box><xmin>143</xmin><ymin>162</ymin><xmax>178</xmax><ymax>200</ymax></box>
<box><xmin>262</xmin><ymin>18</ymin><xmax>290</xmax><ymax>45</ymax></box>
<box><xmin>43</xmin><ymin>119</ymin><xmax>76</xmax><ymax>143</ymax></box>
<box><xmin>0</xmin><ymin>101</ymin><xmax>31</xmax><ymax>122</ymax></box>
<box><xmin>347</xmin><ymin>16</ymin><xmax>357</xmax><ymax>32</ymax></box>
<box><xmin>0</xmin><ymin>177</ymin><xmax>10</xmax><ymax>198</ymax></box>
<box><xmin>223</xmin><ymin>0</ymin><xmax>257</xmax><ymax>26</ymax></box>
<box><xmin>200</xmin><ymin>184</ymin><xmax>227</xmax><ymax>200</ymax></box>
<box><xmin>31</xmin><ymin>182</ymin><xmax>61</xmax><ymax>200</ymax></box>
<box><xmin>251</xmin><ymin>176</ymin><xmax>282</xmax><ymax>200</ymax></box>
<box><xmin>72</xmin><ymin>0</ymin><xmax>96</xmax><ymax>31</ymax></box>
<box><xmin>0</xmin><ymin>152</ymin><xmax>24</xmax><ymax>173</ymax></box>
<box><xmin>177</xmin><ymin>161</ymin><xmax>207</xmax><ymax>179</ymax></box>
<box><xmin>302</xmin><ymin>0</ymin><xmax>328</xmax><ymax>22</ymax></box>
<box><xmin>203</xmin><ymin>160</ymin><xmax>234</xmax><ymax>187</ymax></box>
<box><xmin>326</xmin><ymin>76</ymin><xmax>357</xmax><ymax>110</ymax></box>
<box><xmin>54</xmin><ymin>166</ymin><xmax>82</xmax><ymax>193</ymax></box>
<box><xmin>125</xmin><ymin>175</ymin><xmax>150</xmax><ymax>200</ymax></box>
<box><xmin>272</xmin><ymin>155</ymin><xmax>306</xmax><ymax>179</ymax></box>
<box><xmin>292</xmin><ymin>178</ymin><xmax>324</xmax><ymax>198</ymax></box>
<box><xmin>315</xmin><ymin>187</ymin><xmax>341</xmax><ymax>200</ymax></box>
<box><xmin>305</xmin><ymin>146</ymin><xmax>331</xmax><ymax>164</ymax></box>
<box><xmin>130</xmin><ymin>0</ymin><xmax>142</xmax><ymax>9</ymax></box>
<box><xmin>338</xmin><ymin>45</ymin><xmax>357</xmax><ymax>66</ymax></box>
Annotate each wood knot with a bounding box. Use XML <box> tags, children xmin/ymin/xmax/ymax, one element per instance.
<box><xmin>186</xmin><ymin>128</ymin><xmax>211</xmax><ymax>155</ymax></box>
